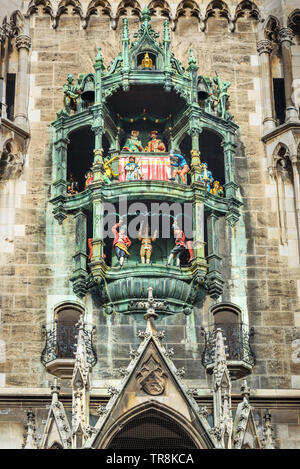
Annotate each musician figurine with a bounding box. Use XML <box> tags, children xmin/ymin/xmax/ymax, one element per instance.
<box><xmin>210</xmin><ymin>180</ymin><xmax>224</xmax><ymax>197</ymax></box>
<box><xmin>199</xmin><ymin>162</ymin><xmax>214</xmax><ymax>192</ymax></box>
<box><xmin>67</xmin><ymin>173</ymin><xmax>79</xmax><ymax>195</ymax></box>
<box><xmin>169</xmin><ymin>150</ymin><xmax>190</xmax><ymax>184</ymax></box>
<box><xmin>167</xmin><ymin>222</ymin><xmax>186</xmax><ymax>267</ymax></box>
<box><xmin>112</xmin><ymin>218</ymin><xmax>131</xmax><ymax>267</ymax></box>
<box><xmin>84</xmin><ymin>170</ymin><xmax>94</xmax><ymax>189</ymax></box>
<box><xmin>103</xmin><ymin>155</ymin><xmax>119</xmax><ymax>184</ymax></box>
<box><xmin>138</xmin><ymin>223</ymin><xmax>158</xmax><ymax>264</ymax></box>
<box><xmin>124</xmin><ymin>156</ymin><xmax>142</xmax><ymax>181</ymax></box>
<box><xmin>145</xmin><ymin>130</ymin><xmax>166</xmax><ymax>152</ymax></box>
<box><xmin>123</xmin><ymin>130</ymin><xmax>143</xmax><ymax>152</ymax></box>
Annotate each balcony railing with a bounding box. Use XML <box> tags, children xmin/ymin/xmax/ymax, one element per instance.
<box><xmin>201</xmin><ymin>323</ymin><xmax>255</xmax><ymax>378</ymax></box>
<box><xmin>41</xmin><ymin>321</ymin><xmax>97</xmax><ymax>368</ymax></box>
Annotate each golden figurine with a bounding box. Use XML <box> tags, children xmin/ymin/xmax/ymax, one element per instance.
<box><xmin>210</xmin><ymin>180</ymin><xmax>224</xmax><ymax>197</ymax></box>
<box><xmin>103</xmin><ymin>155</ymin><xmax>120</xmax><ymax>184</ymax></box>
<box><xmin>142</xmin><ymin>52</ymin><xmax>153</xmax><ymax>69</ymax></box>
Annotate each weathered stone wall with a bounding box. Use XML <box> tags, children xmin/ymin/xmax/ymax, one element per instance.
<box><xmin>0</xmin><ymin>0</ymin><xmax>300</xmax><ymax>449</ymax></box>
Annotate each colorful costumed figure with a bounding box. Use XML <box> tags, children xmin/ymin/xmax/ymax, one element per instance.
<box><xmin>124</xmin><ymin>156</ymin><xmax>142</xmax><ymax>181</ymax></box>
<box><xmin>123</xmin><ymin>130</ymin><xmax>143</xmax><ymax>152</ymax></box>
<box><xmin>210</xmin><ymin>180</ymin><xmax>224</xmax><ymax>197</ymax></box>
<box><xmin>169</xmin><ymin>150</ymin><xmax>190</xmax><ymax>184</ymax></box>
<box><xmin>67</xmin><ymin>173</ymin><xmax>79</xmax><ymax>195</ymax></box>
<box><xmin>138</xmin><ymin>223</ymin><xmax>158</xmax><ymax>264</ymax></box>
<box><xmin>112</xmin><ymin>219</ymin><xmax>131</xmax><ymax>267</ymax></box>
<box><xmin>167</xmin><ymin>223</ymin><xmax>186</xmax><ymax>267</ymax></box>
<box><xmin>103</xmin><ymin>155</ymin><xmax>119</xmax><ymax>184</ymax></box>
<box><xmin>84</xmin><ymin>170</ymin><xmax>94</xmax><ymax>189</ymax></box>
<box><xmin>145</xmin><ymin>131</ymin><xmax>166</xmax><ymax>152</ymax></box>
<box><xmin>198</xmin><ymin>162</ymin><xmax>214</xmax><ymax>192</ymax></box>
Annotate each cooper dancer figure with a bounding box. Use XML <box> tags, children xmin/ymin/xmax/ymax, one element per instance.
<box><xmin>112</xmin><ymin>218</ymin><xmax>131</xmax><ymax>267</ymax></box>
<box><xmin>167</xmin><ymin>222</ymin><xmax>186</xmax><ymax>267</ymax></box>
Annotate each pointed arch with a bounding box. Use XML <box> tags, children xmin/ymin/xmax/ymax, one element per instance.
<box><xmin>263</xmin><ymin>15</ymin><xmax>280</xmax><ymax>41</ymax></box>
<box><xmin>56</xmin><ymin>0</ymin><xmax>84</xmax><ymax>18</ymax></box>
<box><xmin>9</xmin><ymin>10</ymin><xmax>25</xmax><ymax>35</ymax></box>
<box><xmin>234</xmin><ymin>0</ymin><xmax>261</xmax><ymax>22</ymax></box>
<box><xmin>148</xmin><ymin>0</ymin><xmax>171</xmax><ymax>19</ymax></box>
<box><xmin>205</xmin><ymin>0</ymin><xmax>230</xmax><ymax>20</ymax></box>
<box><xmin>288</xmin><ymin>9</ymin><xmax>300</xmax><ymax>35</ymax></box>
<box><xmin>116</xmin><ymin>0</ymin><xmax>141</xmax><ymax>18</ymax></box>
<box><xmin>176</xmin><ymin>0</ymin><xmax>200</xmax><ymax>20</ymax></box>
<box><xmin>97</xmin><ymin>401</ymin><xmax>211</xmax><ymax>449</ymax></box>
<box><xmin>86</xmin><ymin>0</ymin><xmax>112</xmax><ymax>18</ymax></box>
<box><xmin>26</xmin><ymin>0</ymin><xmax>54</xmax><ymax>17</ymax></box>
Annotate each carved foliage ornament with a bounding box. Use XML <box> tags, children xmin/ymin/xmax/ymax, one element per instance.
<box><xmin>136</xmin><ymin>354</ymin><xmax>167</xmax><ymax>395</ymax></box>
<box><xmin>256</xmin><ymin>39</ymin><xmax>273</xmax><ymax>56</ymax></box>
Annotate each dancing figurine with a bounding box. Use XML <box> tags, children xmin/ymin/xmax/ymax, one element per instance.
<box><xmin>167</xmin><ymin>222</ymin><xmax>186</xmax><ymax>267</ymax></box>
<box><xmin>124</xmin><ymin>156</ymin><xmax>142</xmax><ymax>181</ymax></box>
<box><xmin>63</xmin><ymin>74</ymin><xmax>81</xmax><ymax>114</ymax></box>
<box><xmin>112</xmin><ymin>218</ymin><xmax>131</xmax><ymax>267</ymax></box>
<box><xmin>84</xmin><ymin>170</ymin><xmax>94</xmax><ymax>189</ymax></box>
<box><xmin>169</xmin><ymin>150</ymin><xmax>190</xmax><ymax>184</ymax></box>
<box><xmin>138</xmin><ymin>223</ymin><xmax>158</xmax><ymax>264</ymax></box>
<box><xmin>123</xmin><ymin>130</ymin><xmax>143</xmax><ymax>152</ymax></box>
<box><xmin>145</xmin><ymin>131</ymin><xmax>166</xmax><ymax>152</ymax></box>
<box><xmin>67</xmin><ymin>173</ymin><xmax>79</xmax><ymax>195</ymax></box>
<box><xmin>103</xmin><ymin>155</ymin><xmax>119</xmax><ymax>184</ymax></box>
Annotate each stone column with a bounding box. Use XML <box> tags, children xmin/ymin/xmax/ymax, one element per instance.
<box><xmin>91</xmin><ymin>198</ymin><xmax>104</xmax><ymax>263</ymax></box>
<box><xmin>72</xmin><ymin>209</ymin><xmax>88</xmax><ymax>280</ymax></box>
<box><xmin>206</xmin><ymin>212</ymin><xmax>224</xmax><ymax>298</ymax></box>
<box><xmin>278</xmin><ymin>28</ymin><xmax>300</xmax><ymax>122</ymax></box>
<box><xmin>256</xmin><ymin>39</ymin><xmax>276</xmax><ymax>134</ymax></box>
<box><xmin>1</xmin><ymin>31</ymin><xmax>10</xmax><ymax>119</ymax></box>
<box><xmin>14</xmin><ymin>34</ymin><xmax>31</xmax><ymax>128</ymax></box>
<box><xmin>291</xmin><ymin>156</ymin><xmax>300</xmax><ymax>246</ymax></box>
<box><xmin>192</xmin><ymin>193</ymin><xmax>206</xmax><ymax>269</ymax></box>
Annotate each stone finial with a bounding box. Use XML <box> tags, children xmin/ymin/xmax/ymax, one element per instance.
<box><xmin>262</xmin><ymin>409</ymin><xmax>276</xmax><ymax>449</ymax></box>
<box><xmin>122</xmin><ymin>18</ymin><xmax>129</xmax><ymax>42</ymax></box>
<box><xmin>141</xmin><ymin>6</ymin><xmax>151</xmax><ymax>24</ymax></box>
<box><xmin>240</xmin><ymin>379</ymin><xmax>250</xmax><ymax>401</ymax></box>
<box><xmin>23</xmin><ymin>410</ymin><xmax>38</xmax><ymax>449</ymax></box>
<box><xmin>137</xmin><ymin>287</ymin><xmax>165</xmax><ymax>335</ymax></box>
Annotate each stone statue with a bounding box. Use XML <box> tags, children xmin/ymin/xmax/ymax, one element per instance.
<box><xmin>123</xmin><ymin>130</ymin><xmax>143</xmax><ymax>152</ymax></box>
<box><xmin>63</xmin><ymin>74</ymin><xmax>81</xmax><ymax>114</ymax></box>
<box><xmin>213</xmin><ymin>73</ymin><xmax>231</xmax><ymax>119</ymax></box>
<box><xmin>169</xmin><ymin>150</ymin><xmax>190</xmax><ymax>184</ymax></box>
<box><xmin>145</xmin><ymin>131</ymin><xmax>166</xmax><ymax>152</ymax></box>
<box><xmin>112</xmin><ymin>219</ymin><xmax>131</xmax><ymax>267</ymax></box>
<box><xmin>167</xmin><ymin>222</ymin><xmax>186</xmax><ymax>267</ymax></box>
<box><xmin>103</xmin><ymin>155</ymin><xmax>119</xmax><ymax>184</ymax></box>
<box><xmin>210</xmin><ymin>180</ymin><xmax>224</xmax><ymax>197</ymax></box>
<box><xmin>124</xmin><ymin>156</ymin><xmax>142</xmax><ymax>181</ymax></box>
<box><xmin>138</xmin><ymin>223</ymin><xmax>158</xmax><ymax>264</ymax></box>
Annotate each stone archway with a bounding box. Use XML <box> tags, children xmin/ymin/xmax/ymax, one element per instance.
<box><xmin>106</xmin><ymin>410</ymin><xmax>198</xmax><ymax>449</ymax></box>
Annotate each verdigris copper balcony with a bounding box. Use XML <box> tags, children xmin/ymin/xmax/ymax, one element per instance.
<box><xmin>41</xmin><ymin>321</ymin><xmax>97</xmax><ymax>379</ymax></box>
<box><xmin>201</xmin><ymin>323</ymin><xmax>255</xmax><ymax>380</ymax></box>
